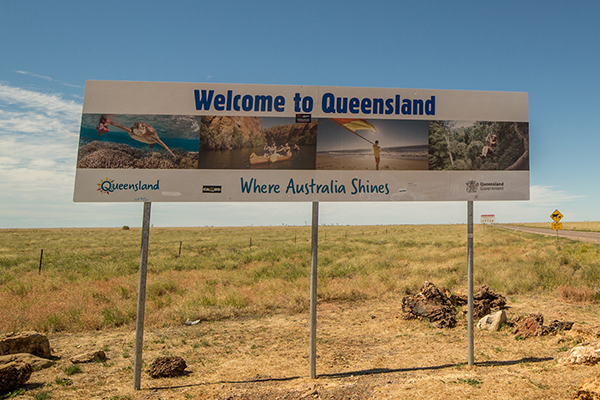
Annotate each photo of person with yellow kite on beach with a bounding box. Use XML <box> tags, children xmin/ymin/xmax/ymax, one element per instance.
<box><xmin>315</xmin><ymin>118</ymin><xmax>429</xmax><ymax>170</ymax></box>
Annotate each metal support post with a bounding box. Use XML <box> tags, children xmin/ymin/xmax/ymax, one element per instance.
<box><xmin>467</xmin><ymin>201</ymin><xmax>474</xmax><ymax>367</ymax></box>
<box><xmin>133</xmin><ymin>202</ymin><xmax>151</xmax><ymax>390</ymax></box>
<box><xmin>309</xmin><ymin>202</ymin><xmax>319</xmax><ymax>378</ymax></box>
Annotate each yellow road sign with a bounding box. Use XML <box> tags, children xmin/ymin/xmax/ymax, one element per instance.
<box><xmin>552</xmin><ymin>222</ymin><xmax>563</xmax><ymax>230</ymax></box>
<box><xmin>551</xmin><ymin>209</ymin><xmax>563</xmax><ymax>223</ymax></box>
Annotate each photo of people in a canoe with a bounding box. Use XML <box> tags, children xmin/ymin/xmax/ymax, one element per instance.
<box><xmin>428</xmin><ymin>121</ymin><xmax>529</xmax><ymax>171</ymax></box>
<box><xmin>316</xmin><ymin>118</ymin><xmax>429</xmax><ymax>171</ymax></box>
<box><xmin>197</xmin><ymin>116</ymin><xmax>316</xmax><ymax>170</ymax></box>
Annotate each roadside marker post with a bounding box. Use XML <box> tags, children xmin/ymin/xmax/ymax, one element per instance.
<box><xmin>551</xmin><ymin>209</ymin><xmax>563</xmax><ymax>243</ymax></box>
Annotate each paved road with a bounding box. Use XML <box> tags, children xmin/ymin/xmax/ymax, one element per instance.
<box><xmin>495</xmin><ymin>224</ymin><xmax>600</xmax><ymax>244</ymax></box>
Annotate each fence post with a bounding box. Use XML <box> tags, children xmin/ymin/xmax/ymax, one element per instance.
<box><xmin>38</xmin><ymin>249</ymin><xmax>44</xmax><ymax>275</ymax></box>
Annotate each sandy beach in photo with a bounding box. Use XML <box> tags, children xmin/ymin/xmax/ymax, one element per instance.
<box><xmin>316</xmin><ymin>154</ymin><xmax>428</xmax><ymax>170</ymax></box>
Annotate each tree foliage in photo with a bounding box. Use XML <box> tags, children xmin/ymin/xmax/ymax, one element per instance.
<box><xmin>428</xmin><ymin>121</ymin><xmax>529</xmax><ymax>171</ymax></box>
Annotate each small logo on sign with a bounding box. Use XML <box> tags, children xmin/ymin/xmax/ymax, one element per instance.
<box><xmin>203</xmin><ymin>185</ymin><xmax>222</xmax><ymax>193</ymax></box>
<box><xmin>466</xmin><ymin>180</ymin><xmax>479</xmax><ymax>193</ymax></box>
<box><xmin>296</xmin><ymin>114</ymin><xmax>311</xmax><ymax>123</ymax></box>
<box><xmin>97</xmin><ymin>178</ymin><xmax>115</xmax><ymax>194</ymax></box>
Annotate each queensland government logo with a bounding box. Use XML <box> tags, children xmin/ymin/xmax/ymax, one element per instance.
<box><xmin>466</xmin><ymin>180</ymin><xmax>479</xmax><ymax>193</ymax></box>
<box><xmin>465</xmin><ymin>180</ymin><xmax>504</xmax><ymax>193</ymax></box>
<box><xmin>97</xmin><ymin>178</ymin><xmax>160</xmax><ymax>195</ymax></box>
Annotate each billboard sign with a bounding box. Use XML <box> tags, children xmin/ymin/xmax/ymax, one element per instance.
<box><xmin>74</xmin><ymin>81</ymin><xmax>529</xmax><ymax>202</ymax></box>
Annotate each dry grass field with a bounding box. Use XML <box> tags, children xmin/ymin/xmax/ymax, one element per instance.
<box><xmin>2</xmin><ymin>223</ymin><xmax>600</xmax><ymax>399</ymax></box>
<box><xmin>511</xmin><ymin>221</ymin><xmax>600</xmax><ymax>232</ymax></box>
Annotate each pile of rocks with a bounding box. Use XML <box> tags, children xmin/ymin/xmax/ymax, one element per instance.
<box><xmin>401</xmin><ymin>281</ymin><xmax>507</xmax><ymax>328</ymax></box>
<box><xmin>0</xmin><ymin>332</ymin><xmax>54</xmax><ymax>393</ymax></box>
<box><xmin>401</xmin><ymin>281</ymin><xmax>576</xmax><ymax>340</ymax></box>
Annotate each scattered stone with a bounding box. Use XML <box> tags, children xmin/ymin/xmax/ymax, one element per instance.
<box><xmin>0</xmin><ymin>353</ymin><xmax>54</xmax><ymax>370</ymax></box>
<box><xmin>477</xmin><ymin>310</ymin><xmax>507</xmax><ymax>331</ymax></box>
<box><xmin>148</xmin><ymin>356</ymin><xmax>187</xmax><ymax>378</ymax></box>
<box><xmin>572</xmin><ymin>376</ymin><xmax>600</xmax><ymax>400</ymax></box>
<box><xmin>511</xmin><ymin>314</ymin><xmax>573</xmax><ymax>339</ymax></box>
<box><xmin>0</xmin><ymin>361</ymin><xmax>32</xmax><ymax>393</ymax></box>
<box><xmin>70</xmin><ymin>350</ymin><xmax>106</xmax><ymax>364</ymax></box>
<box><xmin>512</xmin><ymin>313</ymin><xmax>544</xmax><ymax>338</ymax></box>
<box><xmin>571</xmin><ymin>324</ymin><xmax>600</xmax><ymax>340</ymax></box>
<box><xmin>0</xmin><ymin>332</ymin><xmax>51</xmax><ymax>358</ymax></box>
<box><xmin>545</xmin><ymin>320</ymin><xmax>575</xmax><ymax>335</ymax></box>
<box><xmin>559</xmin><ymin>340</ymin><xmax>600</xmax><ymax>365</ymax></box>
<box><xmin>300</xmin><ymin>388</ymin><xmax>319</xmax><ymax>398</ymax></box>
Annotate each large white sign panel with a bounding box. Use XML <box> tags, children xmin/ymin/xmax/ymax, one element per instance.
<box><xmin>74</xmin><ymin>81</ymin><xmax>529</xmax><ymax>202</ymax></box>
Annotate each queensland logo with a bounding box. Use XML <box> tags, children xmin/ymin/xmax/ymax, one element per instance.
<box><xmin>466</xmin><ymin>180</ymin><xmax>479</xmax><ymax>193</ymax></box>
<box><xmin>97</xmin><ymin>178</ymin><xmax>160</xmax><ymax>195</ymax></box>
<box><xmin>97</xmin><ymin>178</ymin><xmax>115</xmax><ymax>194</ymax></box>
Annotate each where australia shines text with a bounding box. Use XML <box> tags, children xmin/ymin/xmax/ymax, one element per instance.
<box><xmin>241</xmin><ymin>178</ymin><xmax>390</xmax><ymax>196</ymax></box>
<box><xmin>194</xmin><ymin>90</ymin><xmax>436</xmax><ymax>115</ymax></box>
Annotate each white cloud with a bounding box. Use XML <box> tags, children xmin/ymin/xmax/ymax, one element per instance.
<box><xmin>0</xmin><ymin>83</ymin><xmax>82</xmax><ymax>117</ymax></box>
<box><xmin>0</xmin><ymin>83</ymin><xmax>81</xmax><ymax>204</ymax></box>
<box><xmin>0</xmin><ymin>110</ymin><xmax>79</xmax><ymax>139</ymax></box>
<box><xmin>14</xmin><ymin>70</ymin><xmax>83</xmax><ymax>89</ymax></box>
<box><xmin>15</xmin><ymin>70</ymin><xmax>52</xmax><ymax>81</ymax></box>
<box><xmin>529</xmin><ymin>185</ymin><xmax>585</xmax><ymax>205</ymax></box>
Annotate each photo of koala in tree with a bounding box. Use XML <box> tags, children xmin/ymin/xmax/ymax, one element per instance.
<box><xmin>428</xmin><ymin>121</ymin><xmax>529</xmax><ymax>171</ymax></box>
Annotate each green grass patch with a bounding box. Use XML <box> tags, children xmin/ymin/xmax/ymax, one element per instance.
<box><xmin>64</xmin><ymin>364</ymin><xmax>82</xmax><ymax>375</ymax></box>
<box><xmin>453</xmin><ymin>377</ymin><xmax>483</xmax><ymax>388</ymax></box>
<box><xmin>3</xmin><ymin>388</ymin><xmax>25</xmax><ymax>398</ymax></box>
<box><xmin>32</xmin><ymin>391</ymin><xmax>52</xmax><ymax>400</ymax></box>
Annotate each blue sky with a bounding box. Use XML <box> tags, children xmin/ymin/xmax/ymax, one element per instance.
<box><xmin>0</xmin><ymin>0</ymin><xmax>598</xmax><ymax>228</ymax></box>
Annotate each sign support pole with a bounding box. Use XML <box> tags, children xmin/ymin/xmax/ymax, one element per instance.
<box><xmin>133</xmin><ymin>202</ymin><xmax>151</xmax><ymax>390</ymax></box>
<box><xmin>309</xmin><ymin>202</ymin><xmax>319</xmax><ymax>379</ymax></box>
<box><xmin>467</xmin><ymin>201</ymin><xmax>474</xmax><ymax>367</ymax></box>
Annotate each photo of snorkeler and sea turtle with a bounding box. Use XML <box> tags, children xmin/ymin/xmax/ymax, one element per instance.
<box><xmin>76</xmin><ymin>114</ymin><xmax>529</xmax><ymax>172</ymax></box>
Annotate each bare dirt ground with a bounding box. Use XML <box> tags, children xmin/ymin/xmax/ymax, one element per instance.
<box><xmin>23</xmin><ymin>293</ymin><xmax>600</xmax><ymax>399</ymax></box>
